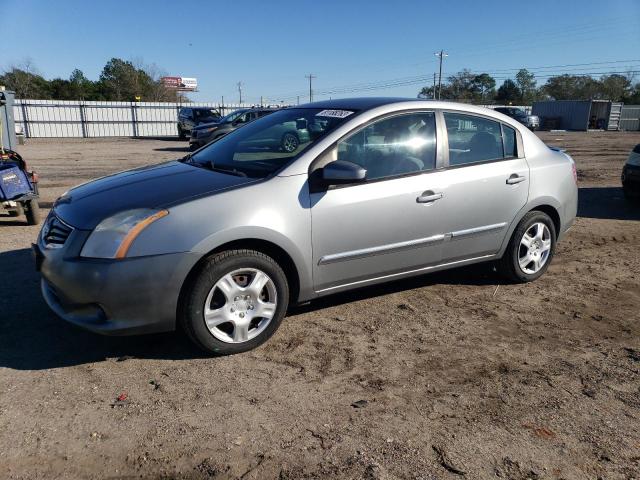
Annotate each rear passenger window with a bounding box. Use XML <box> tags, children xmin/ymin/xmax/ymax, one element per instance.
<box><xmin>337</xmin><ymin>112</ymin><xmax>437</xmax><ymax>181</ymax></box>
<box><xmin>503</xmin><ymin>124</ymin><xmax>517</xmax><ymax>158</ymax></box>
<box><xmin>444</xmin><ymin>113</ymin><xmax>504</xmax><ymax>166</ymax></box>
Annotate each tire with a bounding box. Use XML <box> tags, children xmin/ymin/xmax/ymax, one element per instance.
<box><xmin>25</xmin><ymin>199</ymin><xmax>41</xmax><ymax>225</ymax></box>
<box><xmin>281</xmin><ymin>132</ymin><xmax>299</xmax><ymax>153</ymax></box>
<box><xmin>180</xmin><ymin>249</ymin><xmax>289</xmax><ymax>355</ymax></box>
<box><xmin>178</xmin><ymin>126</ymin><xmax>187</xmax><ymax>140</ymax></box>
<box><xmin>497</xmin><ymin>211</ymin><xmax>556</xmax><ymax>283</ymax></box>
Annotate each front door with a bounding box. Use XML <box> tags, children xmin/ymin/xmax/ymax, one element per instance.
<box><xmin>310</xmin><ymin>111</ymin><xmax>446</xmax><ymax>293</ymax></box>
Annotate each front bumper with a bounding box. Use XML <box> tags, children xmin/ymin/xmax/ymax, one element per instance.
<box><xmin>35</xmin><ymin>223</ymin><xmax>201</xmax><ymax>336</ymax></box>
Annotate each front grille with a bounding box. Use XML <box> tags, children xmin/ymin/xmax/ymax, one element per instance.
<box><xmin>44</xmin><ymin>215</ymin><xmax>73</xmax><ymax>248</ymax></box>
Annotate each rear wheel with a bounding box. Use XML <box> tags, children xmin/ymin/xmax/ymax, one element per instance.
<box><xmin>281</xmin><ymin>132</ymin><xmax>299</xmax><ymax>153</ymax></box>
<box><xmin>497</xmin><ymin>211</ymin><xmax>556</xmax><ymax>283</ymax></box>
<box><xmin>25</xmin><ymin>199</ymin><xmax>41</xmax><ymax>225</ymax></box>
<box><xmin>180</xmin><ymin>249</ymin><xmax>289</xmax><ymax>355</ymax></box>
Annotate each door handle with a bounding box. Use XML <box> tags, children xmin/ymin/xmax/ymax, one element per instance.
<box><xmin>506</xmin><ymin>174</ymin><xmax>526</xmax><ymax>185</ymax></box>
<box><xmin>416</xmin><ymin>191</ymin><xmax>443</xmax><ymax>203</ymax></box>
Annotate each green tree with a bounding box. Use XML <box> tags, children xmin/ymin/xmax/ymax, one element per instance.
<box><xmin>0</xmin><ymin>61</ymin><xmax>51</xmax><ymax>98</ymax></box>
<box><xmin>418</xmin><ymin>85</ymin><xmax>436</xmax><ymax>99</ymax></box>
<box><xmin>99</xmin><ymin>58</ymin><xmax>152</xmax><ymax>101</ymax></box>
<box><xmin>495</xmin><ymin>79</ymin><xmax>521</xmax><ymax>103</ymax></box>
<box><xmin>599</xmin><ymin>74</ymin><xmax>632</xmax><ymax>101</ymax></box>
<box><xmin>541</xmin><ymin>75</ymin><xmax>603</xmax><ymax>100</ymax></box>
<box><xmin>419</xmin><ymin>70</ymin><xmax>496</xmax><ymax>103</ymax></box>
<box><xmin>471</xmin><ymin>73</ymin><xmax>496</xmax><ymax>103</ymax></box>
<box><xmin>68</xmin><ymin>69</ymin><xmax>97</xmax><ymax>100</ymax></box>
<box><xmin>515</xmin><ymin>69</ymin><xmax>537</xmax><ymax>103</ymax></box>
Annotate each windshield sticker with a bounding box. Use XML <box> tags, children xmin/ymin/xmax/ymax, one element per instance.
<box><xmin>316</xmin><ymin>109</ymin><xmax>354</xmax><ymax>119</ymax></box>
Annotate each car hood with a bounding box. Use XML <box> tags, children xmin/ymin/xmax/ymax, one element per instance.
<box><xmin>53</xmin><ymin>160</ymin><xmax>255</xmax><ymax>229</ymax></box>
<box><xmin>193</xmin><ymin>120</ymin><xmax>224</xmax><ymax>131</ymax></box>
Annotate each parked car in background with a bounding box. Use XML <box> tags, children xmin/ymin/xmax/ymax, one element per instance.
<box><xmin>177</xmin><ymin>107</ymin><xmax>221</xmax><ymax>139</ymax></box>
<box><xmin>36</xmin><ymin>98</ymin><xmax>577</xmax><ymax>355</ymax></box>
<box><xmin>494</xmin><ymin>107</ymin><xmax>540</xmax><ymax>131</ymax></box>
<box><xmin>189</xmin><ymin>107</ymin><xmax>279</xmax><ymax>150</ymax></box>
<box><xmin>622</xmin><ymin>143</ymin><xmax>640</xmax><ymax>200</ymax></box>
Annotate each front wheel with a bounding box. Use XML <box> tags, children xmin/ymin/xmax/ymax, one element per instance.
<box><xmin>180</xmin><ymin>249</ymin><xmax>289</xmax><ymax>355</ymax></box>
<box><xmin>178</xmin><ymin>126</ymin><xmax>187</xmax><ymax>140</ymax></box>
<box><xmin>497</xmin><ymin>211</ymin><xmax>556</xmax><ymax>283</ymax></box>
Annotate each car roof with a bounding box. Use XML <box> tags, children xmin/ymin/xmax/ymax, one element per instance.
<box><xmin>297</xmin><ymin>97</ymin><xmax>416</xmax><ymax>111</ymax></box>
<box><xmin>182</xmin><ymin>106</ymin><xmax>218</xmax><ymax>111</ymax></box>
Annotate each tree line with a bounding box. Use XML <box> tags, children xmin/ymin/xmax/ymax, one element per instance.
<box><xmin>419</xmin><ymin>68</ymin><xmax>640</xmax><ymax>104</ymax></box>
<box><xmin>3</xmin><ymin>59</ymin><xmax>639</xmax><ymax>105</ymax></box>
<box><xmin>0</xmin><ymin>58</ymin><xmax>185</xmax><ymax>102</ymax></box>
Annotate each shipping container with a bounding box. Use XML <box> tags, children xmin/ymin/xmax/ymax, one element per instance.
<box><xmin>620</xmin><ymin>105</ymin><xmax>640</xmax><ymax>131</ymax></box>
<box><xmin>532</xmin><ymin>100</ymin><xmax>623</xmax><ymax>131</ymax></box>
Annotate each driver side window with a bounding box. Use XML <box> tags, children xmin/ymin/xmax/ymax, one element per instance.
<box><xmin>336</xmin><ymin>112</ymin><xmax>437</xmax><ymax>181</ymax></box>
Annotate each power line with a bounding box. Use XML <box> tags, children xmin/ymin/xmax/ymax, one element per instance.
<box><xmin>284</xmin><ymin>70</ymin><xmax>639</xmax><ymax>101</ymax></box>
<box><xmin>266</xmin><ymin>61</ymin><xmax>640</xmax><ymax>101</ymax></box>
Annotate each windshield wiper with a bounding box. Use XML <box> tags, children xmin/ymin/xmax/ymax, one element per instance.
<box><xmin>209</xmin><ymin>164</ymin><xmax>248</xmax><ymax>177</ymax></box>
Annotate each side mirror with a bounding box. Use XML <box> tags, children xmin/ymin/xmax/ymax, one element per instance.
<box><xmin>296</xmin><ymin>119</ymin><xmax>307</xmax><ymax>130</ymax></box>
<box><xmin>322</xmin><ymin>160</ymin><xmax>367</xmax><ymax>185</ymax></box>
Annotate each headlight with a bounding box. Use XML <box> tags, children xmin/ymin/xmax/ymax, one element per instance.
<box><xmin>80</xmin><ymin>209</ymin><xmax>168</xmax><ymax>259</ymax></box>
<box><xmin>626</xmin><ymin>154</ymin><xmax>640</xmax><ymax>167</ymax></box>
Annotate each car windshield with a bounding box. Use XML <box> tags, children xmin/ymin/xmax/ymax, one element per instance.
<box><xmin>219</xmin><ymin>110</ymin><xmax>248</xmax><ymax>124</ymax></box>
<box><xmin>193</xmin><ymin>109</ymin><xmax>219</xmax><ymax>120</ymax></box>
<box><xmin>187</xmin><ymin>108</ymin><xmax>356</xmax><ymax>178</ymax></box>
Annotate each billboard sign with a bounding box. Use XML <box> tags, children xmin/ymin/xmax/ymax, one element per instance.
<box><xmin>161</xmin><ymin>76</ymin><xmax>198</xmax><ymax>91</ymax></box>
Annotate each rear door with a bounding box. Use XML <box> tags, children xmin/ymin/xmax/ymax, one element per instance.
<box><xmin>438</xmin><ymin>113</ymin><xmax>529</xmax><ymax>262</ymax></box>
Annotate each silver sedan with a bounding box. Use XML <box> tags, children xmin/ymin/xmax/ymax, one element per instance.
<box><xmin>36</xmin><ymin>98</ymin><xmax>578</xmax><ymax>354</ymax></box>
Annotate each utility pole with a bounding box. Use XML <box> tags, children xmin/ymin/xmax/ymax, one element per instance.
<box><xmin>434</xmin><ymin>50</ymin><xmax>448</xmax><ymax>100</ymax></box>
<box><xmin>237</xmin><ymin>81</ymin><xmax>243</xmax><ymax>104</ymax></box>
<box><xmin>433</xmin><ymin>73</ymin><xmax>436</xmax><ymax>99</ymax></box>
<box><xmin>305</xmin><ymin>74</ymin><xmax>316</xmax><ymax>102</ymax></box>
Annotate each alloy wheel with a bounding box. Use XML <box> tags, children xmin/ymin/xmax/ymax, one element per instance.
<box><xmin>518</xmin><ymin>222</ymin><xmax>552</xmax><ymax>274</ymax></box>
<box><xmin>282</xmin><ymin>134</ymin><xmax>298</xmax><ymax>153</ymax></box>
<box><xmin>203</xmin><ymin>268</ymin><xmax>277</xmax><ymax>343</ymax></box>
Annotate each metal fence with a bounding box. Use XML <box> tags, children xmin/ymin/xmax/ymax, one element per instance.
<box><xmin>13</xmin><ymin>100</ymin><xmax>254</xmax><ymax>138</ymax></box>
<box><xmin>13</xmin><ymin>100</ymin><xmax>537</xmax><ymax>138</ymax></box>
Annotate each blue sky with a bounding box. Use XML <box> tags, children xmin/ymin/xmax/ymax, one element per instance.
<box><xmin>3</xmin><ymin>0</ymin><xmax>640</xmax><ymax>103</ymax></box>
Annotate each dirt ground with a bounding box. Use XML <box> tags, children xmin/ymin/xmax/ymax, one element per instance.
<box><xmin>0</xmin><ymin>132</ymin><xmax>639</xmax><ymax>480</ymax></box>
